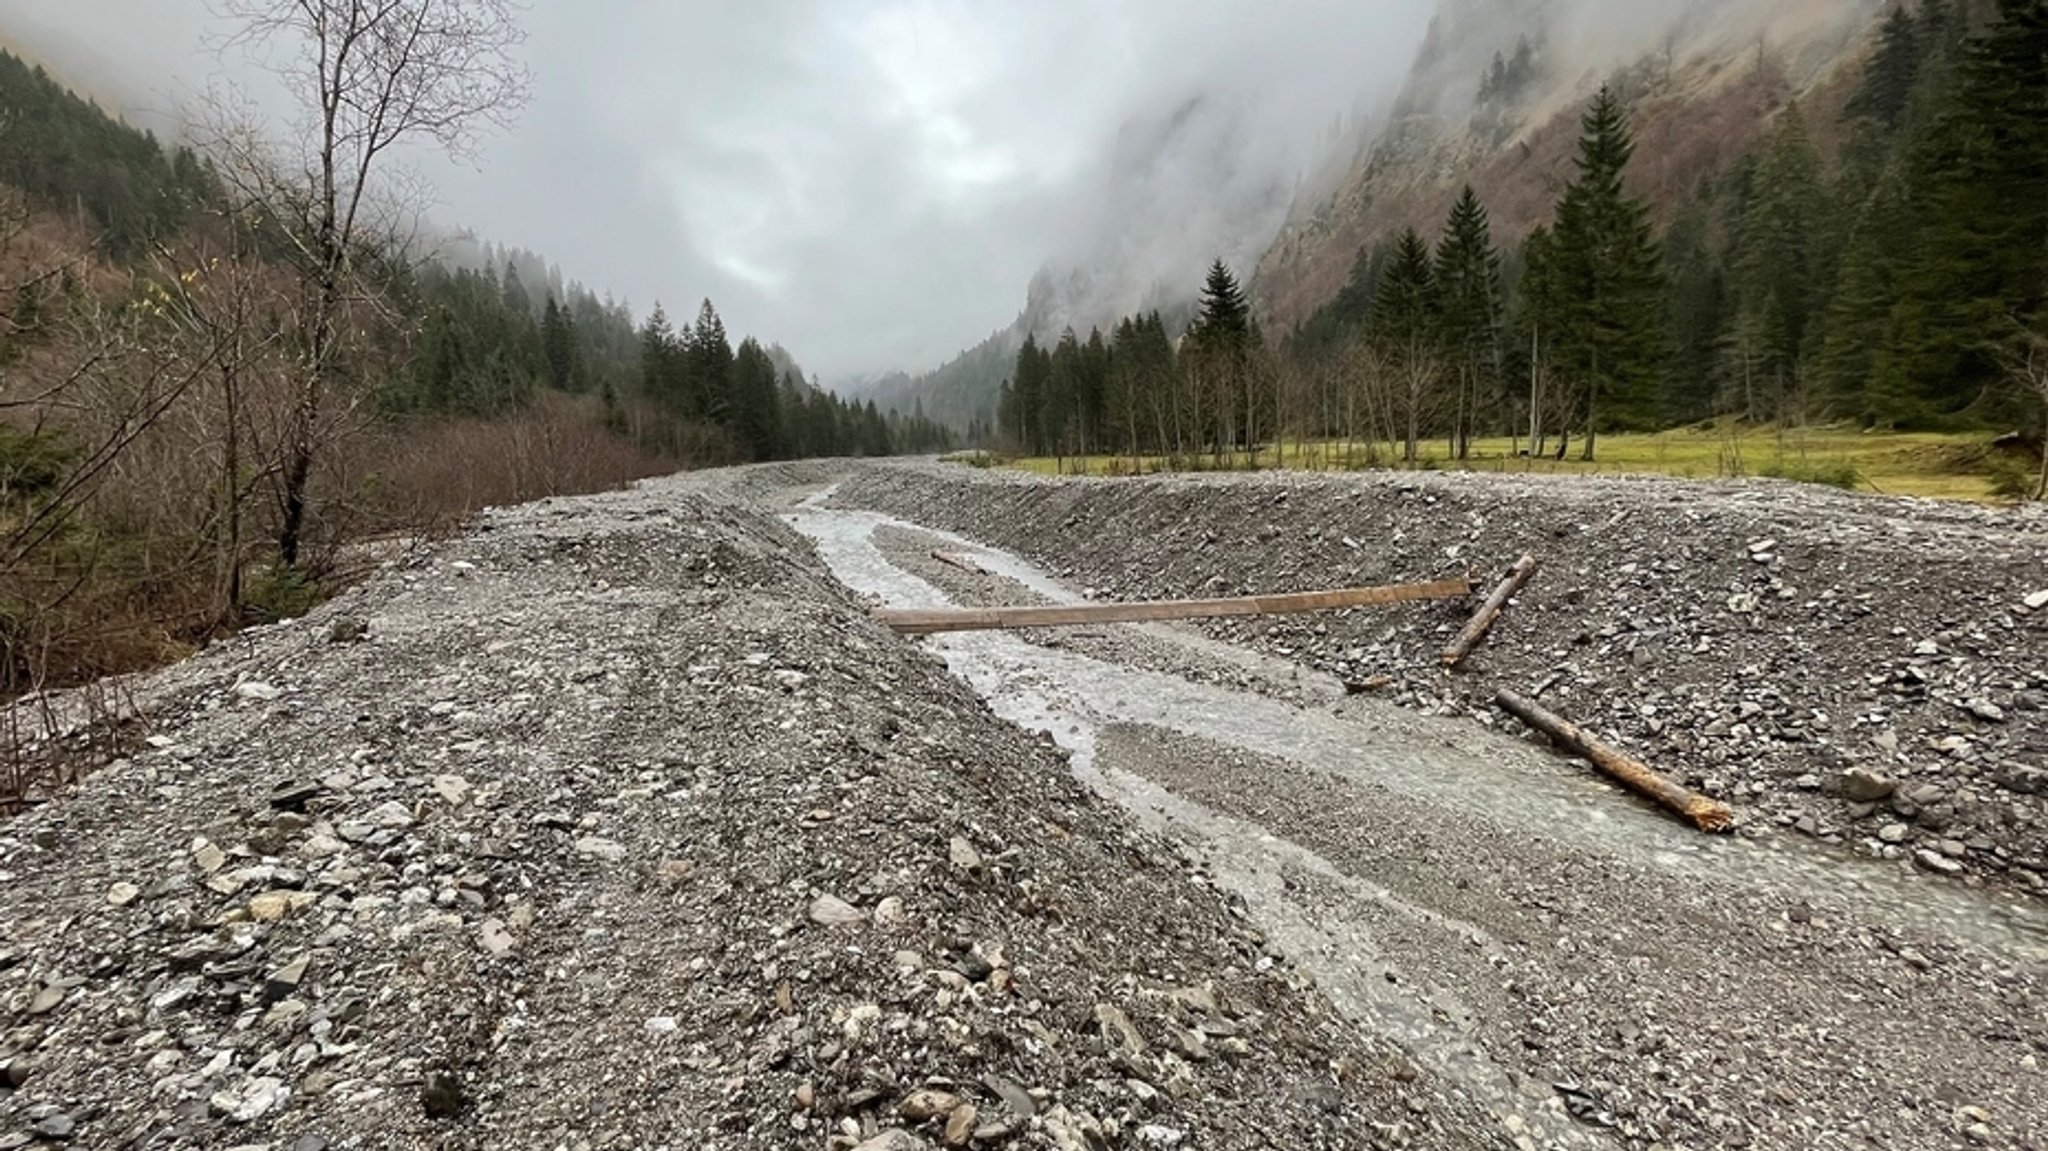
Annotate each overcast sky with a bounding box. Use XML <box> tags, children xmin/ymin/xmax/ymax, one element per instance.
<box><xmin>0</xmin><ymin>1</ymin><xmax>1433</xmax><ymax>380</ymax></box>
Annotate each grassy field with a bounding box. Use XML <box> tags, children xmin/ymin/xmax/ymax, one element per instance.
<box><xmin>1007</xmin><ymin>426</ymin><xmax>2016</xmax><ymax>501</ymax></box>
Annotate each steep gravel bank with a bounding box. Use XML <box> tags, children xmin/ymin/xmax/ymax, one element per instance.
<box><xmin>834</xmin><ymin>463</ymin><xmax>2048</xmax><ymax>894</ymax></box>
<box><xmin>0</xmin><ymin>475</ymin><xmax>1500</xmax><ymax>1149</ymax></box>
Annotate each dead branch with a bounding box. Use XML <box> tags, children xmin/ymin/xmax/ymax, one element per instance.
<box><xmin>1442</xmin><ymin>554</ymin><xmax>1539</xmax><ymax>668</ymax></box>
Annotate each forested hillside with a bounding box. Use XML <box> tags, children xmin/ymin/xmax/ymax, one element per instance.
<box><xmin>0</xmin><ymin>40</ymin><xmax>947</xmax><ymax>699</ymax></box>
<box><xmin>988</xmin><ymin>0</ymin><xmax>2047</xmax><ymax>497</ymax></box>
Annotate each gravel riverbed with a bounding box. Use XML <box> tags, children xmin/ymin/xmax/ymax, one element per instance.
<box><xmin>834</xmin><ymin>462</ymin><xmax>2048</xmax><ymax>898</ymax></box>
<box><xmin>0</xmin><ymin>473</ymin><xmax>1499</xmax><ymax>1150</ymax></box>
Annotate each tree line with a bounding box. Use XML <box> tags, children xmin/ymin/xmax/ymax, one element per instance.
<box><xmin>0</xmin><ymin>2</ymin><xmax>946</xmax><ymax>710</ymax></box>
<box><xmin>995</xmin><ymin>0</ymin><xmax>2048</xmax><ymax>486</ymax></box>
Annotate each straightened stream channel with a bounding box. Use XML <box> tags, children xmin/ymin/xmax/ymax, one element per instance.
<box><xmin>785</xmin><ymin>486</ymin><xmax>2048</xmax><ymax>1148</ymax></box>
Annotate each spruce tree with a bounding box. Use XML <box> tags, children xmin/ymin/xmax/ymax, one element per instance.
<box><xmin>639</xmin><ymin>302</ymin><xmax>680</xmax><ymax>410</ymax></box>
<box><xmin>1192</xmin><ymin>259</ymin><xmax>1253</xmax><ymax>351</ymax></box>
<box><xmin>684</xmin><ymin>299</ymin><xmax>733</xmax><ymax>423</ymax></box>
<box><xmin>1888</xmin><ymin>0</ymin><xmax>2048</xmax><ymax>420</ymax></box>
<box><xmin>1727</xmin><ymin>103</ymin><xmax>1834</xmax><ymax>419</ymax></box>
<box><xmin>1539</xmin><ymin>85</ymin><xmax>1665</xmax><ymax>455</ymax></box>
<box><xmin>1846</xmin><ymin>6</ymin><xmax>1923</xmax><ymax>132</ymax></box>
<box><xmin>1434</xmin><ymin>187</ymin><xmax>1503</xmax><ymax>456</ymax></box>
<box><xmin>730</xmin><ymin>338</ymin><xmax>784</xmax><ymax>461</ymax></box>
<box><xmin>541</xmin><ymin>296</ymin><xmax>578</xmax><ymax>392</ymax></box>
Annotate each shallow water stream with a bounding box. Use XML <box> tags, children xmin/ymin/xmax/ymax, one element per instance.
<box><xmin>786</xmin><ymin>487</ymin><xmax>2048</xmax><ymax>1145</ymax></box>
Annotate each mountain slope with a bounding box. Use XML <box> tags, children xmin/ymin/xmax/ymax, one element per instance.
<box><xmin>1255</xmin><ymin>0</ymin><xmax>1885</xmax><ymax>335</ymax></box>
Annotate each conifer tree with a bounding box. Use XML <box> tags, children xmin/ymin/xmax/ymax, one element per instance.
<box><xmin>1886</xmin><ymin>0</ymin><xmax>2048</xmax><ymax>420</ymax></box>
<box><xmin>1434</xmin><ymin>188</ymin><xmax>1503</xmax><ymax>457</ymax></box>
<box><xmin>1535</xmin><ymin>85</ymin><xmax>1665</xmax><ymax>456</ymax></box>
<box><xmin>683</xmin><ymin>299</ymin><xmax>733</xmax><ymax>422</ymax></box>
<box><xmin>1727</xmin><ymin>103</ymin><xmax>1834</xmax><ymax>419</ymax></box>
<box><xmin>1846</xmin><ymin>6</ymin><xmax>1923</xmax><ymax>132</ymax></box>
<box><xmin>730</xmin><ymin>337</ymin><xmax>784</xmax><ymax>461</ymax></box>
<box><xmin>541</xmin><ymin>296</ymin><xmax>578</xmax><ymax>392</ymax></box>
<box><xmin>639</xmin><ymin>302</ymin><xmax>680</xmax><ymax>410</ymax></box>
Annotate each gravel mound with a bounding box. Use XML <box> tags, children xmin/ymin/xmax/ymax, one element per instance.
<box><xmin>0</xmin><ymin>477</ymin><xmax>1508</xmax><ymax>1149</ymax></box>
<box><xmin>835</xmin><ymin>462</ymin><xmax>2048</xmax><ymax>894</ymax></box>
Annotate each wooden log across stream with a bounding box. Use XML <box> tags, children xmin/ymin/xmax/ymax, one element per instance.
<box><xmin>873</xmin><ymin>576</ymin><xmax>1478</xmax><ymax>637</ymax></box>
<box><xmin>1495</xmin><ymin>689</ymin><xmax>1735</xmax><ymax>833</ymax></box>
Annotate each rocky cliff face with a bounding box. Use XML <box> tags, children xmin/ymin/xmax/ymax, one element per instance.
<box><xmin>1254</xmin><ymin>0</ymin><xmax>1885</xmax><ymax>335</ymax></box>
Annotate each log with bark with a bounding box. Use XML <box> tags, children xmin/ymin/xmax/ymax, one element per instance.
<box><xmin>1442</xmin><ymin>554</ymin><xmax>1539</xmax><ymax>668</ymax></box>
<box><xmin>1494</xmin><ymin>689</ymin><xmax>1734</xmax><ymax>833</ymax></box>
<box><xmin>874</xmin><ymin>577</ymin><xmax>1477</xmax><ymax>636</ymax></box>
<box><xmin>929</xmin><ymin>550</ymin><xmax>988</xmax><ymax>576</ymax></box>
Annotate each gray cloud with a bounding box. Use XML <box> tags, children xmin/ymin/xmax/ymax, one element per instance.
<box><xmin>0</xmin><ymin>0</ymin><xmax>1434</xmax><ymax>378</ymax></box>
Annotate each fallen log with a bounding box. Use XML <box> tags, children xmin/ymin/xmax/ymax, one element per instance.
<box><xmin>874</xmin><ymin>577</ymin><xmax>1477</xmax><ymax>637</ymax></box>
<box><xmin>1494</xmin><ymin>689</ymin><xmax>1734</xmax><ymax>833</ymax></box>
<box><xmin>1442</xmin><ymin>554</ymin><xmax>1540</xmax><ymax>669</ymax></box>
<box><xmin>929</xmin><ymin>550</ymin><xmax>989</xmax><ymax>576</ymax></box>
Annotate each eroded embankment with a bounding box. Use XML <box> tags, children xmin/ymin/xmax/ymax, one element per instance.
<box><xmin>0</xmin><ymin>475</ymin><xmax>1498</xmax><ymax>1150</ymax></box>
<box><xmin>834</xmin><ymin>462</ymin><xmax>2048</xmax><ymax>895</ymax></box>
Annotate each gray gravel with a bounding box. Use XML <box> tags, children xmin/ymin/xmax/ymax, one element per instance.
<box><xmin>833</xmin><ymin>461</ymin><xmax>2048</xmax><ymax>896</ymax></box>
<box><xmin>0</xmin><ymin>474</ymin><xmax>1504</xmax><ymax>1149</ymax></box>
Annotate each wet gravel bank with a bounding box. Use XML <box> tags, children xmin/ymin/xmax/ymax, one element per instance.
<box><xmin>834</xmin><ymin>463</ymin><xmax>2048</xmax><ymax>897</ymax></box>
<box><xmin>0</xmin><ymin>474</ymin><xmax>1501</xmax><ymax>1150</ymax></box>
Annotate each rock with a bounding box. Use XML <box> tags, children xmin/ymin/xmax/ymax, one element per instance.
<box><xmin>1906</xmin><ymin>783</ymin><xmax>1947</xmax><ymax>807</ymax></box>
<box><xmin>854</xmin><ymin>1132</ymin><xmax>933</xmax><ymax>1151</ymax></box>
<box><xmin>192</xmin><ymin>839</ymin><xmax>228</xmax><ymax>875</ymax></box>
<box><xmin>1095</xmin><ymin>1003</ymin><xmax>1147</xmax><ymax>1058</ymax></box>
<box><xmin>105</xmin><ymin>881</ymin><xmax>141</xmax><ymax>907</ymax></box>
<box><xmin>574</xmin><ymin>836</ymin><xmax>626</xmax><ymax>862</ymax></box>
<box><xmin>247</xmin><ymin>891</ymin><xmax>318</xmax><ymax>922</ymax></box>
<box><xmin>1837</xmin><ymin>768</ymin><xmax>1896</xmax><ymax>803</ymax></box>
<box><xmin>366</xmin><ymin>799</ymin><xmax>415</xmax><ymax>828</ymax></box>
<box><xmin>808</xmin><ymin>893</ymin><xmax>865</xmax><ymax>927</ymax></box>
<box><xmin>327</xmin><ymin>616</ymin><xmax>368</xmax><ymax>643</ymax></box>
<box><xmin>1140</xmin><ymin>1126</ymin><xmax>1189</xmax><ymax>1148</ymax></box>
<box><xmin>301</xmin><ymin>833</ymin><xmax>347</xmax><ymax>861</ymax></box>
<box><xmin>432</xmin><ymin>774</ymin><xmax>472</xmax><ymax>806</ymax></box>
<box><xmin>2025</xmin><ymin>590</ymin><xmax>2048</xmax><ymax>611</ymax></box>
<box><xmin>944</xmin><ymin>1103</ymin><xmax>978</xmax><ymax>1147</ymax></box>
<box><xmin>1916</xmin><ymin>849</ymin><xmax>1965</xmax><ymax>877</ymax></box>
<box><xmin>421</xmin><ymin>1070</ymin><xmax>465</xmax><ymax>1119</ymax></box>
<box><xmin>211</xmin><ymin>1076</ymin><xmax>289</xmax><ymax>1123</ymax></box>
<box><xmin>873</xmin><ymin>896</ymin><xmax>907</xmax><ymax>927</ymax></box>
<box><xmin>26</xmin><ymin>985</ymin><xmax>64</xmax><ymax>1015</ymax></box>
<box><xmin>948</xmin><ymin>836</ymin><xmax>983</xmax><ymax>871</ymax></box>
<box><xmin>264</xmin><ymin>956</ymin><xmax>311</xmax><ymax>1002</ymax></box>
<box><xmin>270</xmin><ymin>779</ymin><xmax>324</xmax><ymax>812</ymax></box>
<box><xmin>478</xmin><ymin>918</ymin><xmax>516</xmax><ymax>958</ymax></box>
<box><xmin>899</xmin><ymin>1088</ymin><xmax>964</xmax><ymax>1121</ymax></box>
<box><xmin>235</xmin><ymin>680</ymin><xmax>282</xmax><ymax>702</ymax></box>
<box><xmin>1963</xmin><ymin>699</ymin><xmax>2007</xmax><ymax>723</ymax></box>
<box><xmin>1879</xmin><ymin>823</ymin><xmax>1911</xmax><ymax>845</ymax></box>
<box><xmin>645</xmin><ymin>1016</ymin><xmax>679</xmax><ymax>1034</ymax></box>
<box><xmin>30</xmin><ymin>1111</ymin><xmax>75</xmax><ymax>1140</ymax></box>
<box><xmin>955</xmin><ymin>951</ymin><xmax>995</xmax><ymax>982</ymax></box>
<box><xmin>292</xmin><ymin>1137</ymin><xmax>332</xmax><ymax>1151</ymax></box>
<box><xmin>982</xmin><ymin>1073</ymin><xmax>1037</xmax><ymax>1117</ymax></box>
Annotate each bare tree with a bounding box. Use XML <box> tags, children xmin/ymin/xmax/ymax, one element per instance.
<box><xmin>2006</xmin><ymin>320</ymin><xmax>2048</xmax><ymax>501</ymax></box>
<box><xmin>211</xmin><ymin>0</ymin><xmax>530</xmax><ymax>567</ymax></box>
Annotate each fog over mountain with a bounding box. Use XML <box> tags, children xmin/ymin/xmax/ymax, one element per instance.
<box><xmin>0</xmin><ymin>0</ymin><xmax>1440</xmax><ymax>382</ymax></box>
